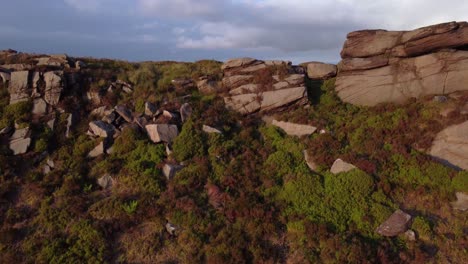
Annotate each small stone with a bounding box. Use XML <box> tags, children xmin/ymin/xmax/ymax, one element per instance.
<box><xmin>272</xmin><ymin>120</ymin><xmax>317</xmax><ymax>137</ymax></box>
<box><xmin>145</xmin><ymin>102</ymin><xmax>157</xmax><ymax>116</ymax></box>
<box><xmin>97</xmin><ymin>174</ymin><xmax>114</xmax><ymax>189</ymax></box>
<box><xmin>165</xmin><ymin>222</ymin><xmax>177</xmax><ymax>235</ymax></box>
<box><xmin>162</xmin><ymin>164</ymin><xmax>184</xmax><ymax>180</ymax></box>
<box><xmin>303</xmin><ymin>150</ymin><xmax>318</xmax><ymax>171</ymax></box>
<box><xmin>202</xmin><ymin>125</ymin><xmax>222</xmax><ymax>134</ymax></box>
<box><xmin>180</xmin><ymin>103</ymin><xmax>192</xmax><ymax>123</ymax></box>
<box><xmin>404</xmin><ymin>230</ymin><xmax>417</xmax><ymax>241</ymax></box>
<box><xmin>89</xmin><ymin>120</ymin><xmax>116</xmax><ymax>138</ymax></box>
<box><xmin>376</xmin><ymin>210</ymin><xmax>412</xmax><ymax>237</ymax></box>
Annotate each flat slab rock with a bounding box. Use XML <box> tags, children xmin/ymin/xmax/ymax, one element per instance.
<box><xmin>162</xmin><ymin>164</ymin><xmax>184</xmax><ymax>180</ymax></box>
<box><xmin>330</xmin><ymin>158</ymin><xmax>357</xmax><ymax>174</ymax></box>
<box><xmin>272</xmin><ymin>120</ymin><xmax>317</xmax><ymax>137</ymax></box>
<box><xmin>429</xmin><ymin>120</ymin><xmax>468</xmax><ymax>170</ymax></box>
<box><xmin>306</xmin><ymin>62</ymin><xmax>337</xmax><ymax>80</ymax></box>
<box><xmin>89</xmin><ymin>121</ymin><xmax>115</xmax><ymax>138</ymax></box>
<box><xmin>376</xmin><ymin>210</ymin><xmax>412</xmax><ymax>237</ymax></box>
<box><xmin>146</xmin><ymin>124</ymin><xmax>179</xmax><ymax>143</ymax></box>
<box><xmin>451</xmin><ymin>192</ymin><xmax>468</xmax><ymax>211</ymax></box>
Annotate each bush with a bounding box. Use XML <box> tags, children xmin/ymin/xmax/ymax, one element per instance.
<box><xmin>0</xmin><ymin>100</ymin><xmax>32</xmax><ymax>128</ymax></box>
<box><xmin>411</xmin><ymin>216</ymin><xmax>433</xmax><ymax>240</ymax></box>
<box><xmin>452</xmin><ymin>171</ymin><xmax>468</xmax><ymax>192</ymax></box>
<box><xmin>172</xmin><ymin>119</ymin><xmax>205</xmax><ymax>161</ymax></box>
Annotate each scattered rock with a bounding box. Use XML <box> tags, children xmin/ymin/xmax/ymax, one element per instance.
<box><xmin>97</xmin><ymin>174</ymin><xmax>114</xmax><ymax>189</ymax></box>
<box><xmin>162</xmin><ymin>164</ymin><xmax>184</xmax><ymax>180</ymax></box>
<box><xmin>429</xmin><ymin>121</ymin><xmax>468</xmax><ymax>170</ymax></box>
<box><xmin>303</xmin><ymin>150</ymin><xmax>318</xmax><ymax>171</ymax></box>
<box><xmin>89</xmin><ymin>121</ymin><xmax>116</xmax><ymax>138</ymax></box>
<box><xmin>180</xmin><ymin>103</ymin><xmax>192</xmax><ymax>123</ymax></box>
<box><xmin>376</xmin><ymin>210</ymin><xmax>412</xmax><ymax>237</ymax></box>
<box><xmin>144</xmin><ymin>102</ymin><xmax>157</xmax><ymax>116</ymax></box>
<box><xmin>162</xmin><ymin>110</ymin><xmax>177</xmax><ymax>120</ymax></box>
<box><xmin>202</xmin><ymin>125</ymin><xmax>222</xmax><ymax>134</ymax></box>
<box><xmin>272</xmin><ymin>120</ymin><xmax>317</xmax><ymax>137</ymax></box>
<box><xmin>65</xmin><ymin>113</ymin><xmax>74</xmax><ymax>138</ymax></box>
<box><xmin>165</xmin><ymin>144</ymin><xmax>173</xmax><ymax>156</ymax></box>
<box><xmin>330</xmin><ymin>158</ymin><xmax>357</xmax><ymax>174</ymax></box>
<box><xmin>88</xmin><ymin>141</ymin><xmax>106</xmax><ymax>158</ymax></box>
<box><xmin>115</xmin><ymin>105</ymin><xmax>133</xmax><ymax>123</ymax></box>
<box><xmin>145</xmin><ymin>124</ymin><xmax>178</xmax><ymax>143</ymax></box>
<box><xmin>0</xmin><ymin>72</ymin><xmax>10</xmax><ymax>84</ymax></box>
<box><xmin>306</xmin><ymin>62</ymin><xmax>337</xmax><ymax>80</ymax></box>
<box><xmin>47</xmin><ymin>118</ymin><xmax>56</xmax><ymax>130</ymax></box>
<box><xmin>451</xmin><ymin>192</ymin><xmax>468</xmax><ymax>211</ymax></box>
<box><xmin>404</xmin><ymin>230</ymin><xmax>417</xmax><ymax>241</ymax></box>
<box><xmin>43</xmin><ymin>165</ymin><xmax>52</xmax><ymax>174</ymax></box>
<box><xmin>0</xmin><ymin>126</ymin><xmax>13</xmax><ymax>135</ymax></box>
<box><xmin>86</xmin><ymin>91</ymin><xmax>102</xmax><ymax>105</ymax></box>
<box><xmin>165</xmin><ymin>222</ymin><xmax>177</xmax><ymax>235</ymax></box>
<box><xmin>197</xmin><ymin>77</ymin><xmax>218</xmax><ymax>94</ymax></box>
<box><xmin>91</xmin><ymin>106</ymin><xmax>113</xmax><ymax>118</ymax></box>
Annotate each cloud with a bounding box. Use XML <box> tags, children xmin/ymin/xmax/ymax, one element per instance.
<box><xmin>64</xmin><ymin>0</ymin><xmax>102</xmax><ymax>12</ymax></box>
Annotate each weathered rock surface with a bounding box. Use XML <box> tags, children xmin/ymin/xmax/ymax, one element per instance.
<box><xmin>222</xmin><ymin>58</ymin><xmax>308</xmax><ymax>114</ymax></box>
<box><xmin>272</xmin><ymin>120</ymin><xmax>317</xmax><ymax>137</ymax></box>
<box><xmin>89</xmin><ymin>121</ymin><xmax>115</xmax><ymax>138</ymax></box>
<box><xmin>376</xmin><ymin>210</ymin><xmax>412</xmax><ymax>237</ymax></box>
<box><xmin>9</xmin><ymin>127</ymin><xmax>31</xmax><ymax>155</ymax></box>
<box><xmin>0</xmin><ymin>72</ymin><xmax>10</xmax><ymax>84</ymax></box>
<box><xmin>306</xmin><ymin>62</ymin><xmax>337</xmax><ymax>80</ymax></box>
<box><xmin>32</xmin><ymin>98</ymin><xmax>47</xmax><ymax>115</ymax></box>
<box><xmin>9</xmin><ymin>71</ymin><xmax>30</xmax><ymax>104</ymax></box>
<box><xmin>429</xmin><ymin>121</ymin><xmax>468</xmax><ymax>170</ymax></box>
<box><xmin>202</xmin><ymin>125</ymin><xmax>222</xmax><ymax>134</ymax></box>
<box><xmin>451</xmin><ymin>192</ymin><xmax>468</xmax><ymax>211</ymax></box>
<box><xmin>88</xmin><ymin>141</ymin><xmax>106</xmax><ymax>158</ymax></box>
<box><xmin>146</xmin><ymin>124</ymin><xmax>178</xmax><ymax>143</ymax></box>
<box><xmin>44</xmin><ymin>71</ymin><xmax>64</xmax><ymax>106</ymax></box>
<box><xmin>330</xmin><ymin>158</ymin><xmax>357</xmax><ymax>174</ymax></box>
<box><xmin>336</xmin><ymin>22</ymin><xmax>468</xmax><ymax>106</ymax></box>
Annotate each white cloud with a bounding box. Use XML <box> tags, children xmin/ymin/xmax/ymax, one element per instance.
<box><xmin>138</xmin><ymin>0</ymin><xmax>223</xmax><ymax>17</ymax></box>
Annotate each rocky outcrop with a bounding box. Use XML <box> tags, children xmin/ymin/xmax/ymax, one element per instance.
<box><xmin>330</xmin><ymin>158</ymin><xmax>356</xmax><ymax>174</ymax></box>
<box><xmin>44</xmin><ymin>71</ymin><xmax>64</xmax><ymax>106</ymax></box>
<box><xmin>146</xmin><ymin>124</ymin><xmax>178</xmax><ymax>143</ymax></box>
<box><xmin>306</xmin><ymin>62</ymin><xmax>337</xmax><ymax>80</ymax></box>
<box><xmin>222</xmin><ymin>58</ymin><xmax>308</xmax><ymax>114</ymax></box>
<box><xmin>197</xmin><ymin>76</ymin><xmax>218</xmax><ymax>94</ymax></box>
<box><xmin>376</xmin><ymin>210</ymin><xmax>412</xmax><ymax>237</ymax></box>
<box><xmin>429</xmin><ymin>121</ymin><xmax>468</xmax><ymax>170</ymax></box>
<box><xmin>9</xmin><ymin>71</ymin><xmax>31</xmax><ymax>104</ymax></box>
<box><xmin>336</xmin><ymin>22</ymin><xmax>468</xmax><ymax>106</ymax></box>
<box><xmin>451</xmin><ymin>192</ymin><xmax>468</xmax><ymax>211</ymax></box>
<box><xmin>272</xmin><ymin>120</ymin><xmax>317</xmax><ymax>137</ymax></box>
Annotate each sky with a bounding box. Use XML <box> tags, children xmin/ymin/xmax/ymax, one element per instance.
<box><xmin>1</xmin><ymin>0</ymin><xmax>468</xmax><ymax>64</ymax></box>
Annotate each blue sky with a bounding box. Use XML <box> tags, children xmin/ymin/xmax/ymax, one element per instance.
<box><xmin>1</xmin><ymin>0</ymin><xmax>467</xmax><ymax>64</ymax></box>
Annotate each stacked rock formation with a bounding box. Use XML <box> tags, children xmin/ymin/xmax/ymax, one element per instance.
<box><xmin>222</xmin><ymin>58</ymin><xmax>308</xmax><ymax>114</ymax></box>
<box><xmin>336</xmin><ymin>22</ymin><xmax>468</xmax><ymax>106</ymax></box>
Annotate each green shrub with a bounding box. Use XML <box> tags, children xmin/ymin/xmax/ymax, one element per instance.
<box><xmin>0</xmin><ymin>100</ymin><xmax>32</xmax><ymax>128</ymax></box>
<box><xmin>172</xmin><ymin>119</ymin><xmax>205</xmax><ymax>161</ymax></box>
<box><xmin>411</xmin><ymin>216</ymin><xmax>433</xmax><ymax>240</ymax></box>
<box><xmin>452</xmin><ymin>171</ymin><xmax>468</xmax><ymax>192</ymax></box>
<box><xmin>122</xmin><ymin>200</ymin><xmax>138</xmax><ymax>214</ymax></box>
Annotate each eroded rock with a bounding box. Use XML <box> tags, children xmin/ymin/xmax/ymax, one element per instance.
<box><xmin>89</xmin><ymin>121</ymin><xmax>115</xmax><ymax>138</ymax></box>
<box><xmin>272</xmin><ymin>120</ymin><xmax>317</xmax><ymax>137</ymax></box>
<box><xmin>429</xmin><ymin>121</ymin><xmax>468</xmax><ymax>170</ymax></box>
<box><xmin>376</xmin><ymin>210</ymin><xmax>412</xmax><ymax>237</ymax></box>
<box><xmin>306</xmin><ymin>62</ymin><xmax>337</xmax><ymax>80</ymax></box>
<box><xmin>330</xmin><ymin>158</ymin><xmax>357</xmax><ymax>174</ymax></box>
<box><xmin>145</xmin><ymin>124</ymin><xmax>178</xmax><ymax>143</ymax></box>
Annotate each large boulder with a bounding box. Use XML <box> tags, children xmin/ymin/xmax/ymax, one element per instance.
<box><xmin>272</xmin><ymin>120</ymin><xmax>317</xmax><ymax>137</ymax></box>
<box><xmin>89</xmin><ymin>121</ymin><xmax>115</xmax><ymax>138</ymax></box>
<box><xmin>429</xmin><ymin>121</ymin><xmax>468</xmax><ymax>170</ymax></box>
<box><xmin>145</xmin><ymin>124</ymin><xmax>178</xmax><ymax>143</ymax></box>
<box><xmin>376</xmin><ymin>210</ymin><xmax>412</xmax><ymax>237</ymax></box>
<box><xmin>115</xmin><ymin>105</ymin><xmax>133</xmax><ymax>123</ymax></box>
<box><xmin>336</xmin><ymin>22</ymin><xmax>468</xmax><ymax>106</ymax></box>
<box><xmin>306</xmin><ymin>62</ymin><xmax>337</xmax><ymax>80</ymax></box>
<box><xmin>222</xmin><ymin>58</ymin><xmax>308</xmax><ymax>114</ymax></box>
<box><xmin>44</xmin><ymin>71</ymin><xmax>64</xmax><ymax>106</ymax></box>
<box><xmin>8</xmin><ymin>71</ymin><xmax>30</xmax><ymax>104</ymax></box>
